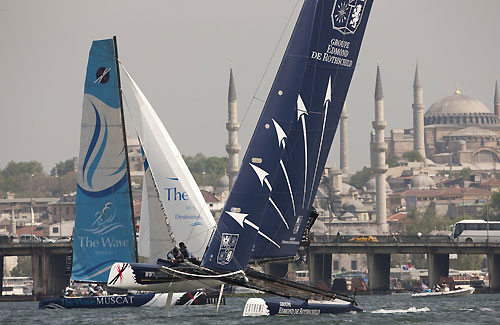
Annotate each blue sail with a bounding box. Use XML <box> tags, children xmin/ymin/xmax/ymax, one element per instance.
<box><xmin>202</xmin><ymin>0</ymin><xmax>373</xmax><ymax>271</ymax></box>
<box><xmin>72</xmin><ymin>39</ymin><xmax>136</xmax><ymax>282</ymax></box>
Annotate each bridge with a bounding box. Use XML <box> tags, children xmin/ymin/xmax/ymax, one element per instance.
<box><xmin>0</xmin><ymin>242</ymin><xmax>72</xmax><ymax>300</ymax></box>
<box><xmin>305</xmin><ymin>235</ymin><xmax>500</xmax><ymax>293</ymax></box>
<box><xmin>3</xmin><ymin>236</ymin><xmax>500</xmax><ymax>299</ymax></box>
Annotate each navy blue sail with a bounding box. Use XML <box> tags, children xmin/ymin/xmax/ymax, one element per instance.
<box><xmin>202</xmin><ymin>0</ymin><xmax>373</xmax><ymax>271</ymax></box>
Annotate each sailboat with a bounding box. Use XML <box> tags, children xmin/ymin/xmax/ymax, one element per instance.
<box><xmin>109</xmin><ymin>0</ymin><xmax>374</xmax><ymax>316</ymax></box>
<box><xmin>39</xmin><ymin>37</ymin><xmax>217</xmax><ymax>309</ymax></box>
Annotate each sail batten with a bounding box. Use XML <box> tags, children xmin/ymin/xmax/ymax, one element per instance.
<box><xmin>202</xmin><ymin>0</ymin><xmax>373</xmax><ymax>271</ymax></box>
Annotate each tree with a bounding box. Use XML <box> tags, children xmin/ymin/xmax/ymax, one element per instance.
<box><xmin>0</xmin><ymin>161</ymin><xmax>45</xmax><ymax>195</ymax></box>
<box><xmin>403</xmin><ymin>150</ymin><xmax>424</xmax><ymax>162</ymax></box>
<box><xmin>348</xmin><ymin>167</ymin><xmax>372</xmax><ymax>189</ymax></box>
<box><xmin>183</xmin><ymin>154</ymin><xmax>228</xmax><ymax>186</ymax></box>
<box><xmin>386</xmin><ymin>154</ymin><xmax>400</xmax><ymax>168</ymax></box>
<box><xmin>450</xmin><ymin>254</ymin><xmax>484</xmax><ymax>270</ymax></box>
<box><xmin>458</xmin><ymin>167</ymin><xmax>472</xmax><ymax>180</ymax></box>
<box><xmin>51</xmin><ymin>159</ymin><xmax>75</xmax><ymax>176</ymax></box>
<box><xmin>10</xmin><ymin>256</ymin><xmax>32</xmax><ymax>277</ymax></box>
<box><xmin>405</xmin><ymin>203</ymin><xmax>450</xmax><ymax>235</ymax></box>
<box><xmin>0</xmin><ymin>160</ymin><xmax>77</xmax><ymax>198</ymax></box>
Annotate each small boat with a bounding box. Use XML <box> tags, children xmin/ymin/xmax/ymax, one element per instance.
<box><xmin>411</xmin><ymin>287</ymin><xmax>475</xmax><ymax>298</ymax></box>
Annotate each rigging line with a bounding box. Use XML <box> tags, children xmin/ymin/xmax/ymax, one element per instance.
<box><xmin>161</xmin><ymin>265</ymin><xmax>247</xmax><ymax>279</ymax></box>
<box><xmin>229</xmin><ymin>0</ymin><xmax>301</xmax><ymax>143</ymax></box>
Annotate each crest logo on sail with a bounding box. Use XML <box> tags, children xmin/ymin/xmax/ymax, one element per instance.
<box><xmin>82</xmin><ymin>202</ymin><xmax>125</xmax><ymax>235</ymax></box>
<box><xmin>95</xmin><ymin>67</ymin><xmax>111</xmax><ymax>84</ymax></box>
<box><xmin>331</xmin><ymin>0</ymin><xmax>365</xmax><ymax>35</ymax></box>
<box><xmin>216</xmin><ymin>233</ymin><xmax>239</xmax><ymax>265</ymax></box>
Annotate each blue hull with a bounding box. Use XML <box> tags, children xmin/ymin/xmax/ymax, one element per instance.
<box><xmin>39</xmin><ymin>294</ymin><xmax>157</xmax><ymax>309</ymax></box>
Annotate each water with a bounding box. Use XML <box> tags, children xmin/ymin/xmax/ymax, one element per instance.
<box><xmin>2</xmin><ymin>294</ymin><xmax>499</xmax><ymax>324</ymax></box>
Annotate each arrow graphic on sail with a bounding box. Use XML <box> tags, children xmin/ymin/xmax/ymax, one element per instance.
<box><xmin>226</xmin><ymin>211</ymin><xmax>280</xmax><ymax>248</ymax></box>
<box><xmin>272</xmin><ymin>119</ymin><xmax>287</xmax><ymax>149</ymax></box>
<box><xmin>297</xmin><ymin>95</ymin><xmax>308</xmax><ymax>209</ymax></box>
<box><xmin>309</xmin><ymin>76</ymin><xmax>331</xmax><ymax>207</ymax></box>
<box><xmin>280</xmin><ymin>160</ymin><xmax>296</xmax><ymax>217</ymax></box>
<box><xmin>272</xmin><ymin>119</ymin><xmax>296</xmax><ymax>216</ymax></box>
<box><xmin>249</xmin><ymin>163</ymin><xmax>272</xmax><ymax>191</ymax></box>
<box><xmin>249</xmin><ymin>163</ymin><xmax>289</xmax><ymax>229</ymax></box>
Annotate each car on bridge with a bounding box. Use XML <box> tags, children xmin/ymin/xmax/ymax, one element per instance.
<box><xmin>19</xmin><ymin>234</ymin><xmax>41</xmax><ymax>243</ymax></box>
<box><xmin>348</xmin><ymin>235</ymin><xmax>377</xmax><ymax>243</ymax></box>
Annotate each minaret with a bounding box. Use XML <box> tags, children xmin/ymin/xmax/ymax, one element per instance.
<box><xmin>226</xmin><ymin>66</ymin><xmax>240</xmax><ymax>192</ymax></box>
<box><xmin>373</xmin><ymin>64</ymin><xmax>388</xmax><ymax>233</ymax></box>
<box><xmin>495</xmin><ymin>79</ymin><xmax>500</xmax><ymax>118</ymax></box>
<box><xmin>412</xmin><ymin>62</ymin><xmax>426</xmax><ymax>160</ymax></box>
<box><xmin>339</xmin><ymin>102</ymin><xmax>349</xmax><ymax>175</ymax></box>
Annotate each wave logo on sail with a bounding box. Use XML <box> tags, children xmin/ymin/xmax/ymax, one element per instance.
<box><xmin>331</xmin><ymin>0</ymin><xmax>366</xmax><ymax>35</ymax></box>
<box><xmin>216</xmin><ymin>233</ymin><xmax>239</xmax><ymax>265</ymax></box>
<box><xmin>78</xmin><ymin>95</ymin><xmax>128</xmax><ymax>195</ymax></box>
<box><xmin>82</xmin><ymin>202</ymin><xmax>125</xmax><ymax>235</ymax></box>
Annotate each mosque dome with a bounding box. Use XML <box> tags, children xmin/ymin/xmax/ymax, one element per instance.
<box><xmin>341</xmin><ymin>182</ymin><xmax>354</xmax><ymax>195</ymax></box>
<box><xmin>310</xmin><ymin>219</ymin><xmax>328</xmax><ymax>234</ymax></box>
<box><xmin>342</xmin><ymin>199</ymin><xmax>366</xmax><ymax>213</ymax></box>
<box><xmin>365</xmin><ymin>177</ymin><xmax>392</xmax><ymax>194</ymax></box>
<box><xmin>410</xmin><ymin>174</ymin><xmax>436</xmax><ymax>190</ymax></box>
<box><xmin>424</xmin><ymin>89</ymin><xmax>498</xmax><ymax>125</ymax></box>
<box><xmin>215</xmin><ymin>174</ymin><xmax>229</xmax><ymax>191</ymax></box>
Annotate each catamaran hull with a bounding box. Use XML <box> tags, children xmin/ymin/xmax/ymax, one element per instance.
<box><xmin>39</xmin><ymin>292</ymin><xmax>211</xmax><ymax>309</ymax></box>
<box><xmin>243</xmin><ymin>297</ymin><xmax>362</xmax><ymax>316</ymax></box>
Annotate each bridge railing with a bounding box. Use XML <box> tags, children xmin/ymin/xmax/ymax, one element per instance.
<box><xmin>311</xmin><ymin>234</ymin><xmax>454</xmax><ymax>244</ymax></box>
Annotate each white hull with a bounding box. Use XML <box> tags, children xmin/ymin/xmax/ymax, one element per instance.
<box><xmin>411</xmin><ymin>287</ymin><xmax>475</xmax><ymax>298</ymax></box>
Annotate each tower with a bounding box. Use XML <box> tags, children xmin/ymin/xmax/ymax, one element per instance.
<box><xmin>412</xmin><ymin>62</ymin><xmax>426</xmax><ymax>160</ymax></box>
<box><xmin>373</xmin><ymin>64</ymin><xmax>388</xmax><ymax>234</ymax></box>
<box><xmin>226</xmin><ymin>67</ymin><xmax>240</xmax><ymax>192</ymax></box>
<box><xmin>495</xmin><ymin>79</ymin><xmax>500</xmax><ymax>118</ymax></box>
<box><xmin>339</xmin><ymin>102</ymin><xmax>349</xmax><ymax>175</ymax></box>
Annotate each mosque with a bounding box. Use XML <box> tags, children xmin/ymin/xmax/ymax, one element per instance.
<box><xmin>385</xmin><ymin>64</ymin><xmax>500</xmax><ymax>169</ymax></box>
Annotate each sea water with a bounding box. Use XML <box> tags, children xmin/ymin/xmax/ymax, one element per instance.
<box><xmin>1</xmin><ymin>293</ymin><xmax>499</xmax><ymax>324</ymax></box>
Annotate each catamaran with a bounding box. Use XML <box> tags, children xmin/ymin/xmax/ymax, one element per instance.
<box><xmin>108</xmin><ymin>0</ymin><xmax>374</xmax><ymax>316</ymax></box>
<box><xmin>39</xmin><ymin>37</ymin><xmax>218</xmax><ymax>309</ymax></box>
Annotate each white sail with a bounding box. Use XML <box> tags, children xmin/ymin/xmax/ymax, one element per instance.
<box><xmin>121</xmin><ymin>66</ymin><xmax>216</xmax><ymax>259</ymax></box>
<box><xmin>138</xmin><ymin>165</ymin><xmax>176</xmax><ymax>263</ymax></box>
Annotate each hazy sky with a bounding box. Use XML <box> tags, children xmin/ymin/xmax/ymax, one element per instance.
<box><xmin>1</xmin><ymin>0</ymin><xmax>500</xmax><ymax>175</ymax></box>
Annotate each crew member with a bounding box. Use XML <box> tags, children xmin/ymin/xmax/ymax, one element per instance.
<box><xmin>167</xmin><ymin>247</ymin><xmax>184</xmax><ymax>263</ymax></box>
<box><xmin>179</xmin><ymin>242</ymin><xmax>199</xmax><ymax>264</ymax></box>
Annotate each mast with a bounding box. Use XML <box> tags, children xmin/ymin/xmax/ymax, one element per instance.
<box><xmin>113</xmin><ymin>36</ymin><xmax>138</xmax><ymax>262</ymax></box>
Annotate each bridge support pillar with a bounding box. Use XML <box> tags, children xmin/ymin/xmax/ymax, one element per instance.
<box><xmin>263</xmin><ymin>262</ymin><xmax>289</xmax><ymax>278</ymax></box>
<box><xmin>367</xmin><ymin>253</ymin><xmax>390</xmax><ymax>293</ymax></box>
<box><xmin>32</xmin><ymin>250</ymin><xmax>46</xmax><ymax>298</ymax></box>
<box><xmin>488</xmin><ymin>254</ymin><xmax>500</xmax><ymax>292</ymax></box>
<box><xmin>0</xmin><ymin>255</ymin><xmax>3</xmax><ymax>296</ymax></box>
<box><xmin>47</xmin><ymin>254</ymin><xmax>67</xmax><ymax>296</ymax></box>
<box><xmin>428</xmin><ymin>253</ymin><xmax>449</xmax><ymax>288</ymax></box>
<box><xmin>32</xmin><ymin>250</ymin><xmax>67</xmax><ymax>299</ymax></box>
<box><xmin>308</xmin><ymin>253</ymin><xmax>332</xmax><ymax>290</ymax></box>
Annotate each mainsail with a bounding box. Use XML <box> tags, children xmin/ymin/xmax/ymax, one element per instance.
<box><xmin>72</xmin><ymin>38</ymin><xmax>136</xmax><ymax>282</ymax></box>
<box><xmin>202</xmin><ymin>0</ymin><xmax>373</xmax><ymax>271</ymax></box>
<box><xmin>121</xmin><ymin>67</ymin><xmax>216</xmax><ymax>259</ymax></box>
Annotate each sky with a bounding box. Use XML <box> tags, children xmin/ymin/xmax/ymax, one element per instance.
<box><xmin>1</xmin><ymin>0</ymin><xmax>500</xmax><ymax>175</ymax></box>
